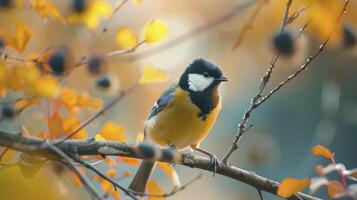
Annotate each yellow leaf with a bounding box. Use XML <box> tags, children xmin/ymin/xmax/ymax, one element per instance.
<box><xmin>111</xmin><ymin>190</ymin><xmax>121</xmax><ymax>200</ymax></box>
<box><xmin>104</xmin><ymin>157</ymin><xmax>116</xmax><ymax>166</ymax></box>
<box><xmin>77</xmin><ymin>92</ymin><xmax>102</xmax><ymax>110</ymax></box>
<box><xmin>6</xmin><ymin>24</ymin><xmax>32</xmax><ymax>52</ymax></box>
<box><xmin>62</xmin><ymin>117</ymin><xmax>88</xmax><ymax>140</ymax></box>
<box><xmin>89</xmin><ymin>0</ymin><xmax>112</xmax><ymax>18</ymax></box>
<box><xmin>101</xmin><ymin>180</ymin><xmax>112</xmax><ymax>192</ymax></box>
<box><xmin>98</xmin><ymin>121</ymin><xmax>127</xmax><ymax>142</ymax></box>
<box><xmin>312</xmin><ymin>145</ymin><xmax>334</xmax><ymax>161</ymax></box>
<box><xmin>7</xmin><ymin>66</ymin><xmax>24</xmax><ymax>91</ymax></box>
<box><xmin>67</xmin><ymin>0</ymin><xmax>112</xmax><ymax>30</ymax></box>
<box><xmin>106</xmin><ymin>168</ymin><xmax>117</xmax><ymax>177</ymax></box>
<box><xmin>143</xmin><ymin>19</ymin><xmax>169</xmax><ymax>44</ymax></box>
<box><xmin>139</xmin><ymin>65</ymin><xmax>168</xmax><ymax>85</ymax></box>
<box><xmin>60</xmin><ymin>87</ymin><xmax>78</xmax><ymax>113</ymax></box>
<box><xmin>1</xmin><ymin>149</ymin><xmax>16</xmax><ymax>163</ymax></box>
<box><xmin>20</xmin><ymin>65</ymin><xmax>40</xmax><ymax>85</ymax></box>
<box><xmin>133</xmin><ymin>0</ymin><xmax>142</xmax><ymax>6</ymax></box>
<box><xmin>147</xmin><ymin>180</ymin><xmax>165</xmax><ymax>200</ymax></box>
<box><xmin>327</xmin><ymin>181</ymin><xmax>345</xmax><ymax>199</ymax></box>
<box><xmin>15</xmin><ymin>98</ymin><xmax>39</xmax><ymax>111</ymax></box>
<box><xmin>277</xmin><ymin>178</ymin><xmax>310</xmax><ymax>198</ymax></box>
<box><xmin>116</xmin><ymin>27</ymin><xmax>138</xmax><ymax>49</ymax></box>
<box><xmin>48</xmin><ymin>111</ymin><xmax>65</xmax><ymax>138</ymax></box>
<box><xmin>71</xmin><ymin>172</ymin><xmax>83</xmax><ymax>188</ymax></box>
<box><xmin>123</xmin><ymin>172</ymin><xmax>132</xmax><ymax>177</ymax></box>
<box><xmin>118</xmin><ymin>157</ymin><xmax>140</xmax><ymax>166</ymax></box>
<box><xmin>157</xmin><ymin>162</ymin><xmax>181</xmax><ymax>187</ymax></box>
<box><xmin>95</xmin><ymin>134</ymin><xmax>106</xmax><ymax>141</ymax></box>
<box><xmin>33</xmin><ymin>76</ymin><xmax>60</xmax><ymax>98</ymax></box>
<box><xmin>32</xmin><ymin>0</ymin><xmax>65</xmax><ymax>23</ymax></box>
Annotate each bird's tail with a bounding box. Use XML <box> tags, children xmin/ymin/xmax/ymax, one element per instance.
<box><xmin>128</xmin><ymin>160</ymin><xmax>156</xmax><ymax>193</ymax></box>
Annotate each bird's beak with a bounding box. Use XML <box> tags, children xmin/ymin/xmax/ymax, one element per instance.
<box><xmin>216</xmin><ymin>75</ymin><xmax>229</xmax><ymax>82</ymax></box>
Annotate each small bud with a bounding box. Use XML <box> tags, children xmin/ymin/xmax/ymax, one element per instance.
<box><xmin>87</xmin><ymin>55</ymin><xmax>106</xmax><ymax>75</ymax></box>
<box><xmin>95</xmin><ymin>73</ymin><xmax>120</xmax><ymax>95</ymax></box>
<box><xmin>2</xmin><ymin>103</ymin><xmax>15</xmax><ymax>119</ymax></box>
<box><xmin>96</xmin><ymin>76</ymin><xmax>111</xmax><ymax>88</ymax></box>
<box><xmin>273</xmin><ymin>32</ymin><xmax>295</xmax><ymax>56</ymax></box>
<box><xmin>72</xmin><ymin>0</ymin><xmax>87</xmax><ymax>13</ymax></box>
<box><xmin>342</xmin><ymin>25</ymin><xmax>356</xmax><ymax>49</ymax></box>
<box><xmin>48</xmin><ymin>48</ymin><xmax>70</xmax><ymax>76</ymax></box>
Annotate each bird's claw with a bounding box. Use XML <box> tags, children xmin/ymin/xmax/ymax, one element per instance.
<box><xmin>207</xmin><ymin>154</ymin><xmax>220</xmax><ymax>176</ymax></box>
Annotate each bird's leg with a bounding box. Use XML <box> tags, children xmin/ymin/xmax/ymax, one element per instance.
<box><xmin>167</xmin><ymin>142</ymin><xmax>177</xmax><ymax>151</ymax></box>
<box><xmin>192</xmin><ymin>146</ymin><xmax>220</xmax><ymax>175</ymax></box>
<box><xmin>166</xmin><ymin>142</ymin><xmax>178</xmax><ymax>166</ymax></box>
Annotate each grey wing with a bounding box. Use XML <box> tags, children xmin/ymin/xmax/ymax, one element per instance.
<box><xmin>147</xmin><ymin>83</ymin><xmax>178</xmax><ymax>120</ymax></box>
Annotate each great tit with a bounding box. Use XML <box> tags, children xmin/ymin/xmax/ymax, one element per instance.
<box><xmin>129</xmin><ymin>58</ymin><xmax>228</xmax><ymax>193</ymax></box>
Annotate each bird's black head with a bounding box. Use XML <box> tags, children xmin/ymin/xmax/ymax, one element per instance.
<box><xmin>179</xmin><ymin>58</ymin><xmax>228</xmax><ymax>92</ymax></box>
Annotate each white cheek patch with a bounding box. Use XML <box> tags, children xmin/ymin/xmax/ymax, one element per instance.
<box><xmin>188</xmin><ymin>73</ymin><xmax>214</xmax><ymax>92</ymax></box>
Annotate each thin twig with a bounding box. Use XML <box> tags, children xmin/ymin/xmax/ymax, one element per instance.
<box><xmin>45</xmin><ymin>143</ymin><xmax>103</xmax><ymax>200</ymax></box>
<box><xmin>286</xmin><ymin>5</ymin><xmax>311</xmax><ymax>25</ymax></box>
<box><xmin>257</xmin><ymin>189</ymin><xmax>264</xmax><ymax>200</ymax></box>
<box><xmin>75</xmin><ymin>157</ymin><xmax>138</xmax><ymax>200</ymax></box>
<box><xmin>54</xmin><ymin>84</ymin><xmax>138</xmax><ymax>145</ymax></box>
<box><xmin>255</xmin><ymin>0</ymin><xmax>350</xmax><ymax>108</ymax></box>
<box><xmin>117</xmin><ymin>0</ymin><xmax>257</xmax><ymax>62</ymax></box>
<box><xmin>130</xmin><ymin>173</ymin><xmax>202</xmax><ymax>197</ymax></box>
<box><xmin>232</xmin><ymin>0</ymin><xmax>268</xmax><ymax>49</ymax></box>
<box><xmin>222</xmin><ymin>0</ymin><xmax>294</xmax><ymax>164</ymax></box>
<box><xmin>63</xmin><ymin>0</ymin><xmax>130</xmax><ymax>79</ymax></box>
<box><xmin>106</xmin><ymin>41</ymin><xmax>145</xmax><ymax>57</ymax></box>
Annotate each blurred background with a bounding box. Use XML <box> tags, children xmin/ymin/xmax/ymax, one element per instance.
<box><xmin>0</xmin><ymin>0</ymin><xmax>357</xmax><ymax>199</ymax></box>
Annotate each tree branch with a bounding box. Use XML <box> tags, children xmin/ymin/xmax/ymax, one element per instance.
<box><xmin>222</xmin><ymin>0</ymin><xmax>294</xmax><ymax>164</ymax></box>
<box><xmin>222</xmin><ymin>0</ymin><xmax>350</xmax><ymax>164</ymax></box>
<box><xmin>0</xmin><ymin>131</ymin><xmax>320</xmax><ymax>200</ymax></box>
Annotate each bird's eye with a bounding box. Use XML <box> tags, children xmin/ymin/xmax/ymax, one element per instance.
<box><xmin>203</xmin><ymin>72</ymin><xmax>209</xmax><ymax>77</ymax></box>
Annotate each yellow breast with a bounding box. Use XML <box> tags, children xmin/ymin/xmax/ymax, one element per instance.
<box><xmin>146</xmin><ymin>88</ymin><xmax>221</xmax><ymax>149</ymax></box>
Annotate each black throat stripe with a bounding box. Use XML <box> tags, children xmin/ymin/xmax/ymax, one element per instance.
<box><xmin>188</xmin><ymin>84</ymin><xmax>219</xmax><ymax>120</ymax></box>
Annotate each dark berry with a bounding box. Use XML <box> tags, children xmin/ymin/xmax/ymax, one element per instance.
<box><xmin>342</xmin><ymin>26</ymin><xmax>356</xmax><ymax>49</ymax></box>
<box><xmin>273</xmin><ymin>32</ymin><xmax>295</xmax><ymax>55</ymax></box>
<box><xmin>72</xmin><ymin>0</ymin><xmax>87</xmax><ymax>13</ymax></box>
<box><xmin>2</xmin><ymin>103</ymin><xmax>15</xmax><ymax>119</ymax></box>
<box><xmin>96</xmin><ymin>76</ymin><xmax>111</xmax><ymax>88</ymax></box>
<box><xmin>87</xmin><ymin>55</ymin><xmax>102</xmax><ymax>75</ymax></box>
<box><xmin>48</xmin><ymin>50</ymin><xmax>66</xmax><ymax>75</ymax></box>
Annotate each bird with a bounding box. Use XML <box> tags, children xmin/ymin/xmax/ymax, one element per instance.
<box><xmin>129</xmin><ymin>58</ymin><xmax>228</xmax><ymax>193</ymax></box>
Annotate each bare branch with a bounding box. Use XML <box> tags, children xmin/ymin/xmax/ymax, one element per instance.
<box><xmin>45</xmin><ymin>143</ymin><xmax>103</xmax><ymax>200</ymax></box>
<box><xmin>106</xmin><ymin>41</ymin><xmax>145</xmax><ymax>57</ymax></box>
<box><xmin>130</xmin><ymin>173</ymin><xmax>202</xmax><ymax>198</ymax></box>
<box><xmin>75</xmin><ymin>157</ymin><xmax>138</xmax><ymax>200</ymax></box>
<box><xmin>257</xmin><ymin>189</ymin><xmax>264</xmax><ymax>200</ymax></box>
<box><xmin>255</xmin><ymin>0</ymin><xmax>350</xmax><ymax>107</ymax></box>
<box><xmin>222</xmin><ymin>0</ymin><xmax>350</xmax><ymax>164</ymax></box>
<box><xmin>0</xmin><ymin>131</ymin><xmax>320</xmax><ymax>200</ymax></box>
<box><xmin>222</xmin><ymin>0</ymin><xmax>294</xmax><ymax>164</ymax></box>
